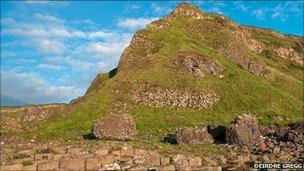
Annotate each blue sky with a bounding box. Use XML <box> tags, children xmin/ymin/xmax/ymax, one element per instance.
<box><xmin>1</xmin><ymin>1</ymin><xmax>303</xmax><ymax>105</ymax></box>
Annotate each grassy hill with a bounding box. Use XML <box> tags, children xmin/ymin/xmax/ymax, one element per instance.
<box><xmin>2</xmin><ymin>3</ymin><xmax>303</xmax><ymax>147</ymax></box>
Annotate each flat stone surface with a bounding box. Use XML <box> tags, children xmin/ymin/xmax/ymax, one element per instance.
<box><xmin>85</xmin><ymin>158</ymin><xmax>101</xmax><ymax>170</ymax></box>
<box><xmin>189</xmin><ymin>156</ymin><xmax>202</xmax><ymax>167</ymax></box>
<box><xmin>37</xmin><ymin>160</ymin><xmax>59</xmax><ymax>171</ymax></box>
<box><xmin>172</xmin><ymin>155</ymin><xmax>189</xmax><ymax>169</ymax></box>
<box><xmin>0</xmin><ymin>164</ymin><xmax>23</xmax><ymax>171</ymax></box>
<box><xmin>160</xmin><ymin>165</ymin><xmax>175</xmax><ymax>171</ymax></box>
<box><xmin>59</xmin><ymin>158</ymin><xmax>85</xmax><ymax>170</ymax></box>
<box><xmin>121</xmin><ymin>146</ymin><xmax>134</xmax><ymax>157</ymax></box>
<box><xmin>160</xmin><ymin>157</ymin><xmax>170</xmax><ymax>166</ymax></box>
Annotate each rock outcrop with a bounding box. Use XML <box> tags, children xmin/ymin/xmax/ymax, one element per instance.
<box><xmin>92</xmin><ymin>114</ymin><xmax>137</xmax><ymax>140</ymax></box>
<box><xmin>276</xmin><ymin>47</ymin><xmax>303</xmax><ymax>66</ymax></box>
<box><xmin>226</xmin><ymin>114</ymin><xmax>263</xmax><ymax>150</ymax></box>
<box><xmin>173</xmin><ymin>51</ymin><xmax>223</xmax><ymax>78</ymax></box>
<box><xmin>134</xmin><ymin>89</ymin><xmax>219</xmax><ymax>109</ymax></box>
<box><xmin>175</xmin><ymin>127</ymin><xmax>214</xmax><ymax>144</ymax></box>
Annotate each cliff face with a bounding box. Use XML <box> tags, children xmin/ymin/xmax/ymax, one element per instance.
<box><xmin>2</xmin><ymin>3</ymin><xmax>303</xmax><ymax>140</ymax></box>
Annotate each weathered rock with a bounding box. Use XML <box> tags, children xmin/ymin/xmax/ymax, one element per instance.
<box><xmin>175</xmin><ymin>51</ymin><xmax>223</xmax><ymax>77</ymax></box>
<box><xmin>160</xmin><ymin>157</ymin><xmax>170</xmax><ymax>166</ymax></box>
<box><xmin>37</xmin><ymin>160</ymin><xmax>59</xmax><ymax>171</ymax></box>
<box><xmin>175</xmin><ymin>127</ymin><xmax>214</xmax><ymax>144</ymax></box>
<box><xmin>59</xmin><ymin>158</ymin><xmax>85</xmax><ymax>170</ymax></box>
<box><xmin>101</xmin><ymin>162</ymin><xmax>121</xmax><ymax>171</ymax></box>
<box><xmin>121</xmin><ymin>146</ymin><xmax>134</xmax><ymax>157</ymax></box>
<box><xmin>0</xmin><ymin>164</ymin><xmax>23</xmax><ymax>171</ymax></box>
<box><xmin>85</xmin><ymin>158</ymin><xmax>101</xmax><ymax>170</ymax></box>
<box><xmin>92</xmin><ymin>113</ymin><xmax>137</xmax><ymax>140</ymax></box>
<box><xmin>134</xmin><ymin>89</ymin><xmax>220</xmax><ymax>109</ymax></box>
<box><xmin>226</xmin><ymin>114</ymin><xmax>262</xmax><ymax>150</ymax></box>
<box><xmin>188</xmin><ymin>156</ymin><xmax>202</xmax><ymax>167</ymax></box>
<box><xmin>172</xmin><ymin>154</ymin><xmax>189</xmax><ymax>169</ymax></box>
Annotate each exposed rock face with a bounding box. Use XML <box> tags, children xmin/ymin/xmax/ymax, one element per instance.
<box><xmin>276</xmin><ymin>47</ymin><xmax>303</xmax><ymax>66</ymax></box>
<box><xmin>92</xmin><ymin>114</ymin><xmax>137</xmax><ymax>140</ymax></box>
<box><xmin>174</xmin><ymin>51</ymin><xmax>223</xmax><ymax>78</ymax></box>
<box><xmin>175</xmin><ymin>127</ymin><xmax>214</xmax><ymax>144</ymax></box>
<box><xmin>168</xmin><ymin>3</ymin><xmax>205</xmax><ymax>20</ymax></box>
<box><xmin>220</xmin><ymin>43</ymin><xmax>274</xmax><ymax>79</ymax></box>
<box><xmin>134</xmin><ymin>89</ymin><xmax>219</xmax><ymax>109</ymax></box>
<box><xmin>226</xmin><ymin>114</ymin><xmax>262</xmax><ymax>150</ymax></box>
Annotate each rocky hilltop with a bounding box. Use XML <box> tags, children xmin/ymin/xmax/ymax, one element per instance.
<box><xmin>1</xmin><ymin>3</ymin><xmax>303</xmax><ymax>170</ymax></box>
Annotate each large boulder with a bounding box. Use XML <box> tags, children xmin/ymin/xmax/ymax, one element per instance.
<box><xmin>226</xmin><ymin>114</ymin><xmax>262</xmax><ymax>150</ymax></box>
<box><xmin>175</xmin><ymin>127</ymin><xmax>214</xmax><ymax>144</ymax></box>
<box><xmin>92</xmin><ymin>113</ymin><xmax>137</xmax><ymax>140</ymax></box>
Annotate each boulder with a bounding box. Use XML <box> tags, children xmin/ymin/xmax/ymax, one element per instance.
<box><xmin>226</xmin><ymin>114</ymin><xmax>262</xmax><ymax>150</ymax></box>
<box><xmin>175</xmin><ymin>127</ymin><xmax>214</xmax><ymax>144</ymax></box>
<box><xmin>92</xmin><ymin>113</ymin><xmax>137</xmax><ymax>140</ymax></box>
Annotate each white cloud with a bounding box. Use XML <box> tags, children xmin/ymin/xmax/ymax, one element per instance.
<box><xmin>34</xmin><ymin>39</ymin><xmax>66</xmax><ymax>54</ymax></box>
<box><xmin>1</xmin><ymin>11</ymin><xmax>134</xmax><ymax>105</ymax></box>
<box><xmin>35</xmin><ymin>13</ymin><xmax>65</xmax><ymax>24</ymax></box>
<box><xmin>233</xmin><ymin>1</ymin><xmax>248</xmax><ymax>12</ymax></box>
<box><xmin>118</xmin><ymin>17</ymin><xmax>158</xmax><ymax>30</ymax></box>
<box><xmin>252</xmin><ymin>8</ymin><xmax>269</xmax><ymax>20</ymax></box>
<box><xmin>207</xmin><ymin>2</ymin><xmax>226</xmax><ymax>14</ymax></box>
<box><xmin>38</xmin><ymin>63</ymin><xmax>65</xmax><ymax>70</ymax></box>
<box><xmin>25</xmin><ymin>1</ymin><xmax>69</xmax><ymax>7</ymax></box>
<box><xmin>271</xmin><ymin>4</ymin><xmax>287</xmax><ymax>22</ymax></box>
<box><xmin>0</xmin><ymin>70</ymin><xmax>82</xmax><ymax>104</ymax></box>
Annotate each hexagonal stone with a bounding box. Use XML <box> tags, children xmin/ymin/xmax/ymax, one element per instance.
<box><xmin>37</xmin><ymin>160</ymin><xmax>59</xmax><ymax>171</ymax></box>
<box><xmin>147</xmin><ymin>153</ymin><xmax>161</xmax><ymax>167</ymax></box>
<box><xmin>129</xmin><ymin>166</ymin><xmax>148</xmax><ymax>171</ymax></box>
<box><xmin>160</xmin><ymin>157</ymin><xmax>170</xmax><ymax>166</ymax></box>
<box><xmin>85</xmin><ymin>158</ymin><xmax>102</xmax><ymax>170</ymax></box>
<box><xmin>111</xmin><ymin>150</ymin><xmax>121</xmax><ymax>157</ymax></box>
<box><xmin>99</xmin><ymin>155</ymin><xmax>117</xmax><ymax>165</ymax></box>
<box><xmin>172</xmin><ymin>155</ymin><xmax>189</xmax><ymax>169</ymax></box>
<box><xmin>90</xmin><ymin>148</ymin><xmax>109</xmax><ymax>156</ymax></box>
<box><xmin>59</xmin><ymin>159</ymin><xmax>85</xmax><ymax>170</ymax></box>
<box><xmin>100</xmin><ymin>162</ymin><xmax>121</xmax><ymax>171</ymax></box>
<box><xmin>188</xmin><ymin>157</ymin><xmax>202</xmax><ymax>167</ymax></box>
<box><xmin>121</xmin><ymin>146</ymin><xmax>134</xmax><ymax>157</ymax></box>
<box><xmin>159</xmin><ymin>165</ymin><xmax>175</xmax><ymax>171</ymax></box>
<box><xmin>0</xmin><ymin>164</ymin><xmax>23</xmax><ymax>171</ymax></box>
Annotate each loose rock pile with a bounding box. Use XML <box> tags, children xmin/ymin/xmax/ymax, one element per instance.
<box><xmin>134</xmin><ymin>89</ymin><xmax>219</xmax><ymax>109</ymax></box>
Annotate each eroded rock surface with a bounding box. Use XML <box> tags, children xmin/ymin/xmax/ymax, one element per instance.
<box><xmin>175</xmin><ymin>127</ymin><xmax>214</xmax><ymax>144</ymax></box>
<box><xmin>276</xmin><ymin>47</ymin><xmax>303</xmax><ymax>66</ymax></box>
<box><xmin>174</xmin><ymin>51</ymin><xmax>223</xmax><ymax>78</ymax></box>
<box><xmin>134</xmin><ymin>89</ymin><xmax>219</xmax><ymax>109</ymax></box>
<box><xmin>226</xmin><ymin>114</ymin><xmax>263</xmax><ymax>150</ymax></box>
<box><xmin>92</xmin><ymin>114</ymin><xmax>137</xmax><ymax>140</ymax></box>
